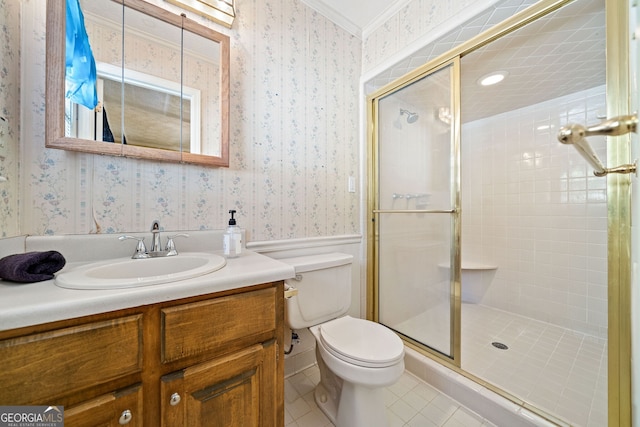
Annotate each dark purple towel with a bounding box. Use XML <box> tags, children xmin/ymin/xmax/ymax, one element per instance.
<box><xmin>0</xmin><ymin>251</ymin><xmax>66</xmax><ymax>283</ymax></box>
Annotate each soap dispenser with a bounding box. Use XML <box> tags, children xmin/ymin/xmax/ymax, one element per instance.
<box><xmin>223</xmin><ymin>209</ymin><xmax>242</xmax><ymax>258</ymax></box>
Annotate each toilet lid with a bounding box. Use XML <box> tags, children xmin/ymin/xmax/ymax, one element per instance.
<box><xmin>319</xmin><ymin>316</ymin><xmax>404</xmax><ymax>368</ymax></box>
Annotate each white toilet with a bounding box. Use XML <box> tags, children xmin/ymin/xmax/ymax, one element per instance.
<box><xmin>280</xmin><ymin>253</ymin><xmax>405</xmax><ymax>427</ymax></box>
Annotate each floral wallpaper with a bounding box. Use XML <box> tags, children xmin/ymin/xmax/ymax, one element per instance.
<box><xmin>10</xmin><ymin>0</ymin><xmax>502</xmax><ymax>241</ymax></box>
<box><xmin>18</xmin><ymin>0</ymin><xmax>361</xmax><ymax>241</ymax></box>
<box><xmin>0</xmin><ymin>0</ymin><xmax>19</xmax><ymax>237</ymax></box>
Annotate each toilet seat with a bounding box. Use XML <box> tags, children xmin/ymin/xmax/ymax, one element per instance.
<box><xmin>319</xmin><ymin>316</ymin><xmax>404</xmax><ymax>368</ymax></box>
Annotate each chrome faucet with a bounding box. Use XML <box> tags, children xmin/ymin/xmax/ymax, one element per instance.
<box><xmin>149</xmin><ymin>221</ymin><xmax>189</xmax><ymax>256</ymax></box>
<box><xmin>150</xmin><ymin>220</ymin><xmax>162</xmax><ymax>253</ymax></box>
<box><xmin>118</xmin><ymin>235</ymin><xmax>150</xmax><ymax>259</ymax></box>
<box><xmin>120</xmin><ymin>221</ymin><xmax>189</xmax><ymax>259</ymax></box>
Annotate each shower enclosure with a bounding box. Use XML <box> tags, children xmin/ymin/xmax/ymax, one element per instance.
<box><xmin>367</xmin><ymin>0</ymin><xmax>632</xmax><ymax>425</ymax></box>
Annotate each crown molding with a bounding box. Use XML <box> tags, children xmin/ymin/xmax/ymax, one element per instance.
<box><xmin>299</xmin><ymin>0</ymin><xmax>362</xmax><ymax>38</ymax></box>
<box><xmin>362</xmin><ymin>0</ymin><xmax>411</xmax><ymax>40</ymax></box>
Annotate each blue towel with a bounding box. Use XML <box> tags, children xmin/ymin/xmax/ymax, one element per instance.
<box><xmin>65</xmin><ymin>0</ymin><xmax>98</xmax><ymax>110</ymax></box>
<box><xmin>0</xmin><ymin>251</ymin><xmax>66</xmax><ymax>283</ymax></box>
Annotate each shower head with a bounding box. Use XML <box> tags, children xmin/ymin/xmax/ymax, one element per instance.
<box><xmin>400</xmin><ymin>109</ymin><xmax>419</xmax><ymax>124</ymax></box>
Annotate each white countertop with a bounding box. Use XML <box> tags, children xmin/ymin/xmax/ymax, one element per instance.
<box><xmin>0</xmin><ymin>250</ymin><xmax>295</xmax><ymax>331</ymax></box>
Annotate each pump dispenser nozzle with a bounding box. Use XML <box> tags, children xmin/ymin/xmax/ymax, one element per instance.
<box><xmin>228</xmin><ymin>209</ymin><xmax>237</xmax><ymax>226</ymax></box>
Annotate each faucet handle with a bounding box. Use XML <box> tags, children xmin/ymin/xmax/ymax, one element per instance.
<box><xmin>165</xmin><ymin>233</ymin><xmax>189</xmax><ymax>256</ymax></box>
<box><xmin>119</xmin><ymin>235</ymin><xmax>150</xmax><ymax>259</ymax></box>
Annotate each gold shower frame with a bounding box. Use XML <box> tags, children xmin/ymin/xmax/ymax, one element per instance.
<box><xmin>366</xmin><ymin>0</ymin><xmax>632</xmax><ymax>425</ymax></box>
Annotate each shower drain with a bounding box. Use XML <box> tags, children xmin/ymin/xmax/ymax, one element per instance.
<box><xmin>491</xmin><ymin>342</ymin><xmax>509</xmax><ymax>350</ymax></box>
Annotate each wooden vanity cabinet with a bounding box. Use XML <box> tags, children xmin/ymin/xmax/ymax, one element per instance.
<box><xmin>64</xmin><ymin>384</ymin><xmax>144</xmax><ymax>427</ymax></box>
<box><xmin>0</xmin><ymin>281</ymin><xmax>284</xmax><ymax>427</ymax></box>
<box><xmin>159</xmin><ymin>285</ymin><xmax>282</xmax><ymax>426</ymax></box>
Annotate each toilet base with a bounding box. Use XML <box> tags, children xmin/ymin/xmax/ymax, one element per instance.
<box><xmin>314</xmin><ymin>382</ymin><xmax>390</xmax><ymax>427</ymax></box>
<box><xmin>336</xmin><ymin>381</ymin><xmax>389</xmax><ymax>427</ymax></box>
<box><xmin>314</xmin><ymin>345</ymin><xmax>390</xmax><ymax>427</ymax></box>
<box><xmin>313</xmin><ymin>345</ymin><xmax>341</xmax><ymax>425</ymax></box>
<box><xmin>314</xmin><ymin>383</ymin><xmax>338</xmax><ymax>425</ymax></box>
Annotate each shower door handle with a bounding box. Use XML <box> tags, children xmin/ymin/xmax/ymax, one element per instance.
<box><xmin>594</xmin><ymin>114</ymin><xmax>638</xmax><ymax>136</ymax></box>
<box><xmin>582</xmin><ymin>114</ymin><xmax>637</xmax><ymax>137</ymax></box>
<box><xmin>558</xmin><ymin>114</ymin><xmax>638</xmax><ymax>142</ymax></box>
<box><xmin>557</xmin><ymin>114</ymin><xmax>638</xmax><ymax>176</ymax></box>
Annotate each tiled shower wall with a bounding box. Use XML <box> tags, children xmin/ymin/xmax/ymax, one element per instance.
<box><xmin>461</xmin><ymin>85</ymin><xmax>608</xmax><ymax>339</ymax></box>
<box><xmin>16</xmin><ymin>0</ymin><xmax>360</xmax><ymax>239</ymax></box>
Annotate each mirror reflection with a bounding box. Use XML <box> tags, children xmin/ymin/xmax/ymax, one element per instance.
<box><xmin>92</xmin><ymin>62</ymin><xmax>198</xmax><ymax>152</ymax></box>
<box><xmin>47</xmin><ymin>0</ymin><xmax>230</xmax><ymax>166</ymax></box>
<box><xmin>182</xmin><ymin>27</ymin><xmax>222</xmax><ymax>156</ymax></box>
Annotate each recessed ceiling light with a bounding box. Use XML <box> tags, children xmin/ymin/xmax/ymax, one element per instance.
<box><xmin>478</xmin><ymin>71</ymin><xmax>508</xmax><ymax>86</ymax></box>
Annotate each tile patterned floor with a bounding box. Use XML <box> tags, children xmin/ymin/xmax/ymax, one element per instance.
<box><xmin>284</xmin><ymin>365</ymin><xmax>497</xmax><ymax>427</ymax></box>
<box><xmin>284</xmin><ymin>302</ymin><xmax>607</xmax><ymax>427</ymax></box>
<box><xmin>461</xmin><ymin>304</ymin><xmax>607</xmax><ymax>427</ymax></box>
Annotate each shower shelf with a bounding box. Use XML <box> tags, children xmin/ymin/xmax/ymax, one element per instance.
<box><xmin>438</xmin><ymin>262</ymin><xmax>498</xmax><ymax>270</ymax></box>
<box><xmin>461</xmin><ymin>262</ymin><xmax>497</xmax><ymax>270</ymax></box>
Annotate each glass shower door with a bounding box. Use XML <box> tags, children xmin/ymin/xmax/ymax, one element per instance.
<box><xmin>373</xmin><ymin>60</ymin><xmax>460</xmax><ymax>360</ymax></box>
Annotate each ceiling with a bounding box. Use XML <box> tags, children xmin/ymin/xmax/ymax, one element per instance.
<box><xmin>458</xmin><ymin>0</ymin><xmax>605</xmax><ymax>123</ymax></box>
<box><xmin>366</xmin><ymin>0</ymin><xmax>605</xmax><ymax>124</ymax></box>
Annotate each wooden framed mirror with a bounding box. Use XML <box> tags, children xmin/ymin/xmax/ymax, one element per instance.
<box><xmin>46</xmin><ymin>0</ymin><xmax>230</xmax><ymax>167</ymax></box>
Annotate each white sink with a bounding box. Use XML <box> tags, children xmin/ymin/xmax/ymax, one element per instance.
<box><xmin>55</xmin><ymin>252</ymin><xmax>226</xmax><ymax>289</ymax></box>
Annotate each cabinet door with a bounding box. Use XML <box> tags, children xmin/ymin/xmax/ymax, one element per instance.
<box><xmin>161</xmin><ymin>341</ymin><xmax>278</xmax><ymax>427</ymax></box>
<box><xmin>64</xmin><ymin>384</ymin><xmax>142</xmax><ymax>427</ymax></box>
<box><xmin>0</xmin><ymin>315</ymin><xmax>142</xmax><ymax>406</ymax></box>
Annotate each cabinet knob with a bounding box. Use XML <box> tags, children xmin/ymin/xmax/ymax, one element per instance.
<box><xmin>119</xmin><ymin>409</ymin><xmax>132</xmax><ymax>425</ymax></box>
<box><xmin>170</xmin><ymin>392</ymin><xmax>181</xmax><ymax>406</ymax></box>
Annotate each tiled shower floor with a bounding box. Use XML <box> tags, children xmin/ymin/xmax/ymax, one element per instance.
<box><xmin>461</xmin><ymin>303</ymin><xmax>607</xmax><ymax>427</ymax></box>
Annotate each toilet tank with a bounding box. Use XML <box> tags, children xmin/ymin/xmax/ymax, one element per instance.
<box><xmin>279</xmin><ymin>253</ymin><xmax>353</xmax><ymax>330</ymax></box>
